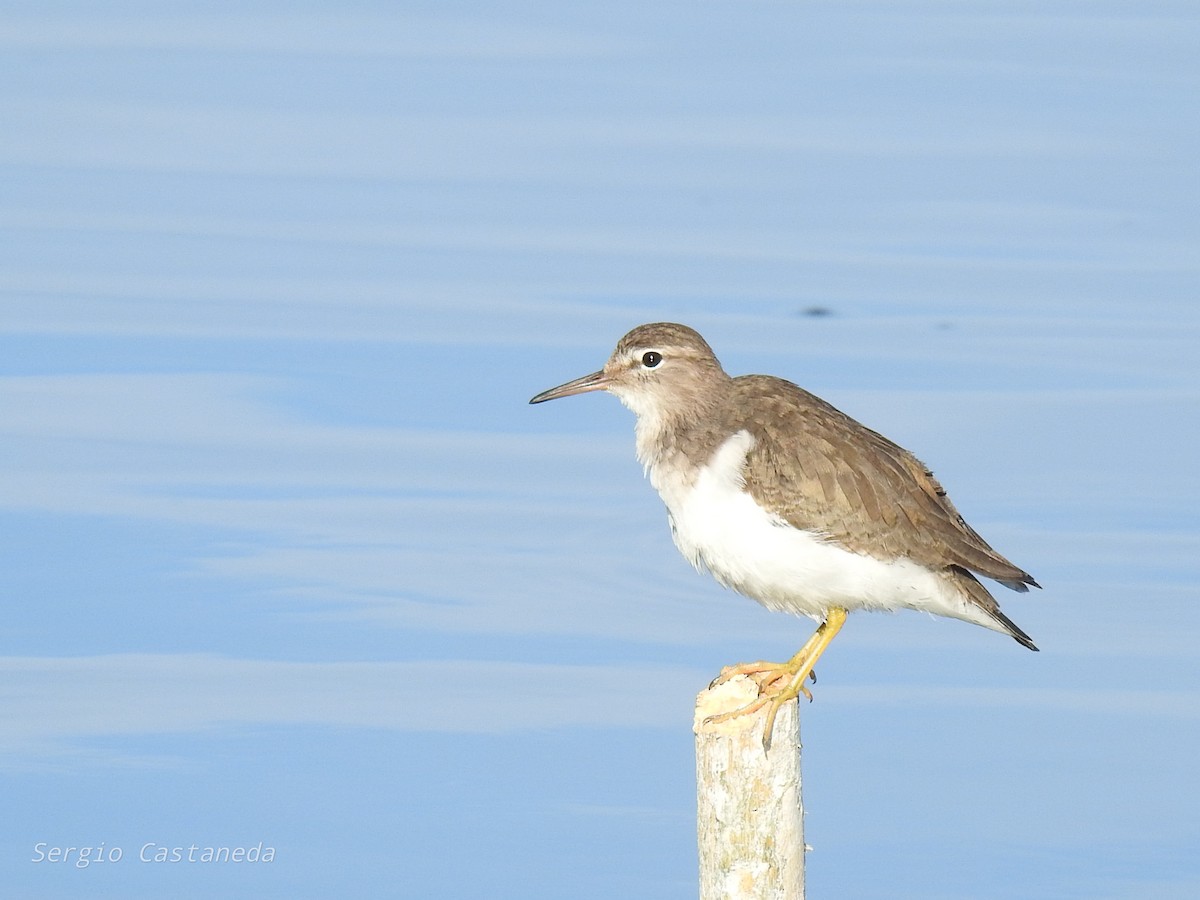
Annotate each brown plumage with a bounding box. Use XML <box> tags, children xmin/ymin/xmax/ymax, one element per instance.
<box><xmin>532</xmin><ymin>321</ymin><xmax>1039</xmax><ymax>651</ymax></box>
<box><xmin>732</xmin><ymin>374</ymin><xmax>1038</xmax><ymax>649</ymax></box>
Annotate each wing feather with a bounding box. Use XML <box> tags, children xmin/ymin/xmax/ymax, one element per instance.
<box><xmin>736</xmin><ymin>375</ymin><xmax>1037</xmax><ymax>590</ymax></box>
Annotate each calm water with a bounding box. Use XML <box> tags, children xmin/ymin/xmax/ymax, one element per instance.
<box><xmin>2</xmin><ymin>3</ymin><xmax>1198</xmax><ymax>898</ymax></box>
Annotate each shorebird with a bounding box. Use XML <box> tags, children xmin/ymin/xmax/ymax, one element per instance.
<box><xmin>530</xmin><ymin>323</ymin><xmax>1038</xmax><ymax>746</ymax></box>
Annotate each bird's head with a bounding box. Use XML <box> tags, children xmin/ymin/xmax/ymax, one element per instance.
<box><xmin>529</xmin><ymin>323</ymin><xmax>730</xmax><ymax>421</ymax></box>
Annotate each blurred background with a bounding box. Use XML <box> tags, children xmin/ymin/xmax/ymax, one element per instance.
<box><xmin>2</xmin><ymin>2</ymin><xmax>1197</xmax><ymax>897</ymax></box>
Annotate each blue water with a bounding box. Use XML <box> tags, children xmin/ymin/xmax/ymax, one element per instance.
<box><xmin>2</xmin><ymin>3</ymin><xmax>1198</xmax><ymax>897</ymax></box>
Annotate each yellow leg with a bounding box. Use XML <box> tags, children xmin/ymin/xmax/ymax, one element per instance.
<box><xmin>711</xmin><ymin>624</ymin><xmax>825</xmax><ymax>700</ymax></box>
<box><xmin>706</xmin><ymin>607</ymin><xmax>848</xmax><ymax>750</ymax></box>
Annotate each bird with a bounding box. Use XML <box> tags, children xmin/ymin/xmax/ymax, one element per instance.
<box><xmin>530</xmin><ymin>322</ymin><xmax>1038</xmax><ymax>746</ymax></box>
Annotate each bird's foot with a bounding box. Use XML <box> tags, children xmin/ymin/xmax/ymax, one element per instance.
<box><xmin>703</xmin><ymin>657</ymin><xmax>820</xmax><ymax>748</ymax></box>
<box><xmin>710</xmin><ymin>662</ymin><xmax>816</xmax><ymax>700</ymax></box>
<box><xmin>703</xmin><ymin>607</ymin><xmax>848</xmax><ymax>751</ymax></box>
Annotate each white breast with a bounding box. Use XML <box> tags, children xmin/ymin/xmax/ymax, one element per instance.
<box><xmin>644</xmin><ymin>429</ymin><xmax>1004</xmax><ymax>632</ymax></box>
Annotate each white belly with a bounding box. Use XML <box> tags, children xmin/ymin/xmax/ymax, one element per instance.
<box><xmin>646</xmin><ymin>429</ymin><xmax>1001</xmax><ymax>631</ymax></box>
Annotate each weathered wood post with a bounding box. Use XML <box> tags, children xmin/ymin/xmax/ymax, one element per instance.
<box><xmin>694</xmin><ymin>675</ymin><xmax>805</xmax><ymax>900</ymax></box>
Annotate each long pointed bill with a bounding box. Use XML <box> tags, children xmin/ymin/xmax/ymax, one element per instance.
<box><xmin>529</xmin><ymin>369</ymin><xmax>611</xmax><ymax>404</ymax></box>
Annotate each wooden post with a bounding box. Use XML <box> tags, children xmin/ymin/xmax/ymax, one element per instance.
<box><xmin>694</xmin><ymin>675</ymin><xmax>805</xmax><ymax>900</ymax></box>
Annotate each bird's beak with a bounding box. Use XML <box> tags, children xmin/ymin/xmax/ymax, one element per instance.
<box><xmin>529</xmin><ymin>369</ymin><xmax>610</xmax><ymax>404</ymax></box>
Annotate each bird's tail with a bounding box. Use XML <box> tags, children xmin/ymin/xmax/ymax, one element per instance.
<box><xmin>949</xmin><ymin>565</ymin><xmax>1039</xmax><ymax>651</ymax></box>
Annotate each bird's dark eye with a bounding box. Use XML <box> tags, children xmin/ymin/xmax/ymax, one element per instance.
<box><xmin>642</xmin><ymin>351</ymin><xmax>663</xmax><ymax>368</ymax></box>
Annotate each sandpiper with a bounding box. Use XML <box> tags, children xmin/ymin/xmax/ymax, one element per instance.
<box><xmin>530</xmin><ymin>323</ymin><xmax>1038</xmax><ymax>745</ymax></box>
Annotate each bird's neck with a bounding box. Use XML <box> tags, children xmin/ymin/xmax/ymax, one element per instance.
<box><xmin>632</xmin><ymin>396</ymin><xmax>727</xmax><ymax>489</ymax></box>
<box><xmin>633</xmin><ymin>409</ymin><xmax>678</xmax><ymax>472</ymax></box>
<box><xmin>614</xmin><ymin>368</ymin><xmax>735</xmax><ymax>483</ymax></box>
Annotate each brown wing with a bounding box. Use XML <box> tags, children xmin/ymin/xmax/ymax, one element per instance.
<box><xmin>735</xmin><ymin>375</ymin><xmax>1037</xmax><ymax>590</ymax></box>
